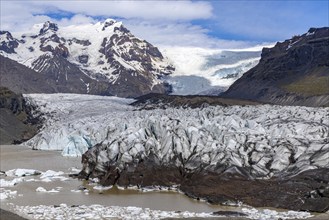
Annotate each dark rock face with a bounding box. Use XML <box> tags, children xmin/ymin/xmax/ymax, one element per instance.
<box><xmin>0</xmin><ymin>87</ymin><xmax>25</xmax><ymax>113</ymax></box>
<box><xmin>78</xmin><ymin>55</ymin><xmax>89</xmax><ymax>64</ymax></box>
<box><xmin>0</xmin><ymin>55</ymin><xmax>111</xmax><ymax>95</ymax></box>
<box><xmin>68</xmin><ymin>38</ymin><xmax>91</xmax><ymax>46</ymax></box>
<box><xmin>0</xmin><ymin>55</ymin><xmax>56</xmax><ymax>94</ymax></box>
<box><xmin>30</xmin><ymin>54</ymin><xmax>113</xmax><ymax>95</ymax></box>
<box><xmin>0</xmin><ymin>87</ymin><xmax>41</xmax><ymax>144</ymax></box>
<box><xmin>222</xmin><ymin>27</ymin><xmax>329</xmax><ymax>107</ymax></box>
<box><xmin>39</xmin><ymin>21</ymin><xmax>59</xmax><ymax>35</ymax></box>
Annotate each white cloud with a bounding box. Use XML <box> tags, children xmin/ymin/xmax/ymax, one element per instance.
<box><xmin>42</xmin><ymin>0</ymin><xmax>212</xmax><ymax>20</ymax></box>
<box><xmin>124</xmin><ymin>20</ymin><xmax>259</xmax><ymax>48</ymax></box>
<box><xmin>0</xmin><ymin>0</ymin><xmax>261</xmax><ymax>49</ymax></box>
<box><xmin>57</xmin><ymin>14</ymin><xmax>97</xmax><ymax>26</ymax></box>
<box><xmin>2</xmin><ymin>0</ymin><xmax>212</xmax><ymax>22</ymax></box>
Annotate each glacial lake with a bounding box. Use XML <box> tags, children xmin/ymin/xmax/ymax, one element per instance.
<box><xmin>1</xmin><ymin>145</ymin><xmax>328</xmax><ymax>219</ymax></box>
<box><xmin>0</xmin><ymin>145</ymin><xmax>236</xmax><ymax>212</ymax></box>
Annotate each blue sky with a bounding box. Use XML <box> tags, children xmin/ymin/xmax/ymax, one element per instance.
<box><xmin>200</xmin><ymin>0</ymin><xmax>329</xmax><ymax>41</ymax></box>
<box><xmin>1</xmin><ymin>0</ymin><xmax>328</xmax><ymax>48</ymax></box>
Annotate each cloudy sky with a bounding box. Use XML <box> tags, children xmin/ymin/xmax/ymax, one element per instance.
<box><xmin>0</xmin><ymin>0</ymin><xmax>328</xmax><ymax>48</ymax></box>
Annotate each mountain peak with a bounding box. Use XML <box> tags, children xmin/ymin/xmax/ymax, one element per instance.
<box><xmin>104</xmin><ymin>18</ymin><xmax>117</xmax><ymax>24</ymax></box>
<box><xmin>39</xmin><ymin>21</ymin><xmax>59</xmax><ymax>35</ymax></box>
<box><xmin>0</xmin><ymin>31</ymin><xmax>19</xmax><ymax>54</ymax></box>
<box><xmin>102</xmin><ymin>18</ymin><xmax>121</xmax><ymax>31</ymax></box>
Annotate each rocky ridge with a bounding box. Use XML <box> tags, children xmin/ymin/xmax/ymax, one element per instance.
<box><xmin>131</xmin><ymin>93</ymin><xmax>260</xmax><ymax>109</ymax></box>
<box><xmin>0</xmin><ymin>19</ymin><xmax>174</xmax><ymax>97</ymax></box>
<box><xmin>0</xmin><ymin>87</ymin><xmax>41</xmax><ymax>144</ymax></box>
<box><xmin>222</xmin><ymin>27</ymin><xmax>329</xmax><ymax>107</ymax></box>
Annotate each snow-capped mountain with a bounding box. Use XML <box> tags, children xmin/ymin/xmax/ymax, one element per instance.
<box><xmin>0</xmin><ymin>19</ymin><xmax>174</xmax><ymax>97</ymax></box>
<box><xmin>160</xmin><ymin>46</ymin><xmax>263</xmax><ymax>95</ymax></box>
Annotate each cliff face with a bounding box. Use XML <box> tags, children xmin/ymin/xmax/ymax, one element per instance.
<box><xmin>0</xmin><ymin>87</ymin><xmax>40</xmax><ymax>144</ymax></box>
<box><xmin>222</xmin><ymin>27</ymin><xmax>329</xmax><ymax>107</ymax></box>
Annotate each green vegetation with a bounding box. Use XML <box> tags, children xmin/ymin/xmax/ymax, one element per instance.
<box><xmin>282</xmin><ymin>74</ymin><xmax>329</xmax><ymax>96</ymax></box>
<box><xmin>0</xmin><ymin>87</ymin><xmax>16</xmax><ymax>97</ymax></box>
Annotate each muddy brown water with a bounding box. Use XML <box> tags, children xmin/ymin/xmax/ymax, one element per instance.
<box><xmin>0</xmin><ymin>145</ymin><xmax>239</xmax><ymax>213</ymax></box>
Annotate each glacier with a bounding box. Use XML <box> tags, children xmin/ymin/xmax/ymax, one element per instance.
<box><xmin>161</xmin><ymin>46</ymin><xmax>265</xmax><ymax>95</ymax></box>
<box><xmin>23</xmin><ymin>93</ymin><xmax>328</xmax><ymax>178</ymax></box>
<box><xmin>23</xmin><ymin>93</ymin><xmax>135</xmax><ymax>157</ymax></box>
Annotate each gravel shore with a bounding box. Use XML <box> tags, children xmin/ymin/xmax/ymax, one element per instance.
<box><xmin>0</xmin><ymin>209</ymin><xmax>28</xmax><ymax>220</ymax></box>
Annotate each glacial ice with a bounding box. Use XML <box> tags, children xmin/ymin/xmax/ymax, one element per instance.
<box><xmin>23</xmin><ymin>94</ymin><xmax>329</xmax><ymax>177</ymax></box>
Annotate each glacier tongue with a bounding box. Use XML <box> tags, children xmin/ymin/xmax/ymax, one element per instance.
<box><xmin>23</xmin><ymin>93</ymin><xmax>135</xmax><ymax>156</ymax></box>
<box><xmin>23</xmin><ymin>93</ymin><xmax>328</xmax><ymax>178</ymax></box>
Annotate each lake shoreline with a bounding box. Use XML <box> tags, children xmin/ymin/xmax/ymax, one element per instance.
<box><xmin>0</xmin><ymin>209</ymin><xmax>29</xmax><ymax>220</ymax></box>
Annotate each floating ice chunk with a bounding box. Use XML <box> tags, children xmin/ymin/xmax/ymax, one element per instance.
<box><xmin>36</xmin><ymin>187</ymin><xmax>47</xmax><ymax>192</ymax></box>
<box><xmin>93</xmin><ymin>185</ymin><xmax>112</xmax><ymax>191</ymax></box>
<box><xmin>47</xmin><ymin>189</ymin><xmax>60</xmax><ymax>193</ymax></box>
<box><xmin>39</xmin><ymin>170</ymin><xmax>68</xmax><ymax>182</ymax></box>
<box><xmin>36</xmin><ymin>187</ymin><xmax>60</xmax><ymax>193</ymax></box>
<box><xmin>68</xmin><ymin>167</ymin><xmax>81</xmax><ymax>173</ymax></box>
<box><xmin>0</xmin><ymin>192</ymin><xmax>8</xmax><ymax>200</ymax></box>
<box><xmin>0</xmin><ymin>188</ymin><xmax>17</xmax><ymax>200</ymax></box>
<box><xmin>40</xmin><ymin>170</ymin><xmax>64</xmax><ymax>179</ymax></box>
<box><xmin>0</xmin><ymin>178</ymin><xmax>24</xmax><ymax>187</ymax></box>
<box><xmin>6</xmin><ymin>169</ymin><xmax>41</xmax><ymax>177</ymax></box>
